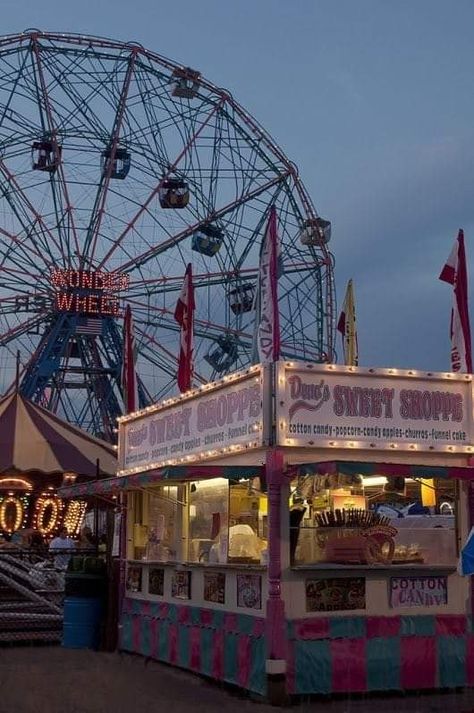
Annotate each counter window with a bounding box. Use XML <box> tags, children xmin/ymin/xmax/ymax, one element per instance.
<box><xmin>291</xmin><ymin>472</ymin><xmax>457</xmax><ymax>568</ymax></box>
<box><xmin>130</xmin><ymin>486</ymin><xmax>179</xmax><ymax>562</ymax></box>
<box><xmin>188</xmin><ymin>477</ymin><xmax>267</xmax><ymax>565</ymax></box>
<box><xmin>188</xmin><ymin>478</ymin><xmax>228</xmax><ymax>563</ymax></box>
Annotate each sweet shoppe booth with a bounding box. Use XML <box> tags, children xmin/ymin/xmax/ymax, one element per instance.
<box><xmin>60</xmin><ymin>361</ymin><xmax>474</xmax><ymax>702</ymax></box>
<box><xmin>0</xmin><ymin>391</ymin><xmax>117</xmax><ymax>540</ymax></box>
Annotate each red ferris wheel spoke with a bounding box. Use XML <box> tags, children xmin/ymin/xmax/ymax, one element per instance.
<box><xmin>96</xmin><ymin>95</ymin><xmax>226</xmax><ymax>270</ymax></box>
<box><xmin>31</xmin><ymin>36</ymin><xmax>81</xmax><ymax>262</ymax></box>
<box><xmin>115</xmin><ymin>171</ymin><xmax>289</xmax><ymax>274</ymax></box>
<box><xmin>129</xmin><ymin>297</ymin><xmax>253</xmax><ymax>341</ymax></box>
<box><xmin>86</xmin><ymin>49</ymin><xmax>138</xmax><ymax>263</ymax></box>
<box><xmin>0</xmin><ymin>313</ymin><xmax>45</xmax><ymax>347</ymax></box>
<box><xmin>0</xmin><ymin>222</ymin><xmax>51</xmax><ymax>272</ymax></box>
<box><xmin>126</xmin><ymin>259</ymin><xmax>329</xmax><ymax>296</ymax></box>
<box><xmin>0</xmin><ymin>159</ymin><xmax>67</xmax><ymax>265</ymax></box>
<box><xmin>134</xmin><ymin>323</ymin><xmax>207</xmax><ymax>385</ymax></box>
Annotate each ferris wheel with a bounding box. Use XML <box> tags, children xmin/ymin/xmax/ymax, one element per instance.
<box><xmin>0</xmin><ymin>30</ymin><xmax>335</xmax><ymax>440</ymax></box>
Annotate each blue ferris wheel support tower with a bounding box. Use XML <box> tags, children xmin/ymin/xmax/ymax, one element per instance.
<box><xmin>20</xmin><ymin>313</ymin><xmax>140</xmax><ymax>441</ymax></box>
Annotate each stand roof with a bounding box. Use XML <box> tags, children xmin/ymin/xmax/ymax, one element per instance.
<box><xmin>0</xmin><ymin>392</ymin><xmax>117</xmax><ymax>477</ymax></box>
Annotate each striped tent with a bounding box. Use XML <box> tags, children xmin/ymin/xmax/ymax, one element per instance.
<box><xmin>0</xmin><ymin>392</ymin><xmax>116</xmax><ymax>478</ymax></box>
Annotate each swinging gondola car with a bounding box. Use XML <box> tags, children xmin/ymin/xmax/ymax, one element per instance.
<box><xmin>191</xmin><ymin>225</ymin><xmax>223</xmax><ymax>256</ymax></box>
<box><xmin>204</xmin><ymin>335</ymin><xmax>238</xmax><ymax>372</ymax></box>
<box><xmin>101</xmin><ymin>147</ymin><xmax>131</xmax><ymax>179</ymax></box>
<box><xmin>228</xmin><ymin>283</ymin><xmax>255</xmax><ymax>314</ymax></box>
<box><xmin>170</xmin><ymin>67</ymin><xmax>201</xmax><ymax>99</ymax></box>
<box><xmin>158</xmin><ymin>178</ymin><xmax>190</xmax><ymax>209</ymax></box>
<box><xmin>31</xmin><ymin>139</ymin><xmax>62</xmax><ymax>173</ymax></box>
<box><xmin>300</xmin><ymin>216</ymin><xmax>331</xmax><ymax>246</ymax></box>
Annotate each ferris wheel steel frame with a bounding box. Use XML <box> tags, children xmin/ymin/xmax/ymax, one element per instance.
<box><xmin>0</xmin><ymin>30</ymin><xmax>335</xmax><ymax>439</ymax></box>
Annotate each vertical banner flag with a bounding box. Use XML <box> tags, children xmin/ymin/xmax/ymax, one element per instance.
<box><xmin>174</xmin><ymin>262</ymin><xmax>195</xmax><ymax>392</ymax></box>
<box><xmin>256</xmin><ymin>205</ymin><xmax>281</xmax><ymax>364</ymax></box>
<box><xmin>337</xmin><ymin>279</ymin><xmax>358</xmax><ymax>366</ymax></box>
<box><xmin>122</xmin><ymin>304</ymin><xmax>139</xmax><ymax>413</ymax></box>
<box><xmin>439</xmin><ymin>229</ymin><xmax>472</xmax><ymax>373</ymax></box>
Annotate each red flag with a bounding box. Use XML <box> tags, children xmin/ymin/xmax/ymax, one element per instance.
<box><xmin>174</xmin><ymin>263</ymin><xmax>195</xmax><ymax>392</ymax></box>
<box><xmin>439</xmin><ymin>229</ymin><xmax>472</xmax><ymax>373</ymax></box>
<box><xmin>122</xmin><ymin>305</ymin><xmax>139</xmax><ymax>413</ymax></box>
<box><xmin>256</xmin><ymin>206</ymin><xmax>281</xmax><ymax>363</ymax></box>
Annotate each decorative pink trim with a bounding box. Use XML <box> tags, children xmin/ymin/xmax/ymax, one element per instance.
<box><xmin>466</xmin><ymin>636</ymin><xmax>474</xmax><ymax>686</ymax></box>
<box><xmin>159</xmin><ymin>602</ymin><xmax>169</xmax><ymax>619</ymax></box>
<box><xmin>401</xmin><ymin>636</ymin><xmax>436</xmax><ymax>689</ymax></box>
<box><xmin>168</xmin><ymin>623</ymin><xmax>178</xmax><ymax>664</ymax></box>
<box><xmin>141</xmin><ymin>600</ymin><xmax>151</xmax><ymax>616</ymax></box>
<box><xmin>435</xmin><ymin>614</ymin><xmax>467</xmax><ymax>636</ymax></box>
<box><xmin>331</xmin><ymin>639</ymin><xmax>367</xmax><ymax>693</ymax></box>
<box><xmin>200</xmin><ymin>608</ymin><xmax>213</xmax><ymax>627</ymax></box>
<box><xmin>366</xmin><ymin>616</ymin><xmax>400</xmax><ymax>638</ymax></box>
<box><xmin>178</xmin><ymin>606</ymin><xmax>190</xmax><ymax>624</ymax></box>
<box><xmin>224</xmin><ymin>613</ymin><xmax>237</xmax><ymax>632</ymax></box>
<box><xmin>295</xmin><ymin>618</ymin><xmax>330</xmax><ymax>640</ymax></box>
<box><xmin>252</xmin><ymin>618</ymin><xmax>265</xmax><ymax>637</ymax></box>
<box><xmin>266</xmin><ymin>447</ymin><xmax>287</xmax><ymax>661</ymax></box>
<box><xmin>237</xmin><ymin>635</ymin><xmax>251</xmax><ymax>688</ymax></box>
<box><xmin>190</xmin><ymin>627</ymin><xmax>201</xmax><ymax>671</ymax></box>
<box><xmin>212</xmin><ymin>630</ymin><xmax>224</xmax><ymax>680</ymax></box>
<box><xmin>150</xmin><ymin>618</ymin><xmax>158</xmax><ymax>658</ymax></box>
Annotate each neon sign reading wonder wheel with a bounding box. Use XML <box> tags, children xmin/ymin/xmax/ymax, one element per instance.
<box><xmin>0</xmin><ymin>31</ymin><xmax>335</xmax><ymax>439</ymax></box>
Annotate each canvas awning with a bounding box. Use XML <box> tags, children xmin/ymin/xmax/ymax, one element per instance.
<box><xmin>0</xmin><ymin>392</ymin><xmax>117</xmax><ymax>477</ymax></box>
<box><xmin>58</xmin><ymin>464</ymin><xmax>263</xmax><ymax>499</ymax></box>
<box><xmin>288</xmin><ymin>460</ymin><xmax>474</xmax><ymax>480</ymax></box>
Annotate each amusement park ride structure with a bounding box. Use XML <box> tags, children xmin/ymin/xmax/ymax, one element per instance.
<box><xmin>0</xmin><ymin>30</ymin><xmax>335</xmax><ymax>440</ymax></box>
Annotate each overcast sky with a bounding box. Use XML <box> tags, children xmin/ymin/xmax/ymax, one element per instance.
<box><xmin>4</xmin><ymin>0</ymin><xmax>474</xmax><ymax>372</ymax></box>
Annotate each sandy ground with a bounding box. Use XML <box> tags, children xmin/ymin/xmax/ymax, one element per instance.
<box><xmin>1</xmin><ymin>647</ymin><xmax>474</xmax><ymax>713</ymax></box>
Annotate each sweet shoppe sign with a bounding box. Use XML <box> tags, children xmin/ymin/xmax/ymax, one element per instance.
<box><xmin>276</xmin><ymin>362</ymin><xmax>473</xmax><ymax>452</ymax></box>
<box><xmin>118</xmin><ymin>368</ymin><xmax>263</xmax><ymax>475</ymax></box>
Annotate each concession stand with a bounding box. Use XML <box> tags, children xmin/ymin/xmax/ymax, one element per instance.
<box><xmin>61</xmin><ymin>361</ymin><xmax>474</xmax><ymax>703</ymax></box>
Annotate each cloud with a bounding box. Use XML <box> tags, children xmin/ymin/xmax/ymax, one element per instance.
<box><xmin>332</xmin><ymin>132</ymin><xmax>474</xmax><ymax>369</ymax></box>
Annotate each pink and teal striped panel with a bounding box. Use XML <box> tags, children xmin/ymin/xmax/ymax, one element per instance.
<box><xmin>120</xmin><ymin>598</ymin><xmax>266</xmax><ymax>694</ymax></box>
<box><xmin>288</xmin><ymin>614</ymin><xmax>473</xmax><ymax>695</ymax></box>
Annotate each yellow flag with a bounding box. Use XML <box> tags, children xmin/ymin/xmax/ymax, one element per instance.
<box><xmin>337</xmin><ymin>279</ymin><xmax>358</xmax><ymax>366</ymax></box>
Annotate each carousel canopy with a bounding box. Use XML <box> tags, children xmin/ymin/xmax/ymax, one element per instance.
<box><xmin>0</xmin><ymin>392</ymin><xmax>117</xmax><ymax>477</ymax></box>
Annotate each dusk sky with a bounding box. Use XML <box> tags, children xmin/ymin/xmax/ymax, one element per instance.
<box><xmin>5</xmin><ymin>0</ymin><xmax>474</xmax><ymax>373</ymax></box>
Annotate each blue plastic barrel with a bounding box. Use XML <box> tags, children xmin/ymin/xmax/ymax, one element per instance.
<box><xmin>62</xmin><ymin>597</ymin><xmax>102</xmax><ymax>649</ymax></box>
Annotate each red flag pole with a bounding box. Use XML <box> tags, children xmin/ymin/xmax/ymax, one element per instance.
<box><xmin>174</xmin><ymin>263</ymin><xmax>195</xmax><ymax>392</ymax></box>
<box><xmin>122</xmin><ymin>305</ymin><xmax>138</xmax><ymax>413</ymax></box>
<box><xmin>439</xmin><ymin>229</ymin><xmax>472</xmax><ymax>373</ymax></box>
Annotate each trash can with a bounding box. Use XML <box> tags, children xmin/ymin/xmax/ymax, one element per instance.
<box><xmin>62</xmin><ymin>596</ymin><xmax>102</xmax><ymax>649</ymax></box>
<box><xmin>62</xmin><ymin>556</ymin><xmax>107</xmax><ymax>649</ymax></box>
